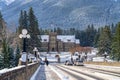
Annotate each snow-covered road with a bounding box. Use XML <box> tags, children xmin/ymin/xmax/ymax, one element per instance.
<box><xmin>30</xmin><ymin>63</ymin><xmax>120</xmax><ymax>80</ymax></box>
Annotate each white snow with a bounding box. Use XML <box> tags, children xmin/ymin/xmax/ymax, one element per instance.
<box><xmin>41</xmin><ymin>35</ymin><xmax>49</xmax><ymax>42</ymax></box>
<box><xmin>75</xmin><ymin>39</ymin><xmax>80</xmax><ymax>44</ymax></box>
<box><xmin>2</xmin><ymin>0</ymin><xmax>15</xmax><ymax>5</ymax></box>
<box><xmin>30</xmin><ymin>65</ymin><xmax>41</xmax><ymax>80</ymax></box>
<box><xmin>40</xmin><ymin>52</ymin><xmax>72</xmax><ymax>62</ymax></box>
<box><xmin>92</xmin><ymin>57</ymin><xmax>105</xmax><ymax>62</ymax></box>
<box><xmin>21</xmin><ymin>0</ymin><xmax>33</xmax><ymax>5</ymax></box>
<box><xmin>49</xmin><ymin>65</ymin><xmax>70</xmax><ymax>80</ymax></box>
<box><xmin>0</xmin><ymin>65</ymin><xmax>25</xmax><ymax>75</ymax></box>
<box><xmin>40</xmin><ymin>35</ymin><xmax>79</xmax><ymax>43</ymax></box>
<box><xmin>57</xmin><ymin>35</ymin><xmax>75</xmax><ymax>43</ymax></box>
<box><xmin>53</xmin><ymin>1</ymin><xmax>64</xmax><ymax>7</ymax></box>
<box><xmin>20</xmin><ymin>53</ymin><xmax>27</xmax><ymax>62</ymax></box>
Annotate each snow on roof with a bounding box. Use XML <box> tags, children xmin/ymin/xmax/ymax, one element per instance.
<box><xmin>57</xmin><ymin>35</ymin><xmax>75</xmax><ymax>42</ymax></box>
<box><xmin>75</xmin><ymin>39</ymin><xmax>80</xmax><ymax>44</ymax></box>
<box><xmin>41</xmin><ymin>35</ymin><xmax>49</xmax><ymax>42</ymax></box>
<box><xmin>40</xmin><ymin>35</ymin><xmax>80</xmax><ymax>43</ymax></box>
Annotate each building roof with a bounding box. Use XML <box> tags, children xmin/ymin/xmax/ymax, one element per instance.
<box><xmin>57</xmin><ymin>35</ymin><xmax>75</xmax><ymax>42</ymax></box>
<box><xmin>75</xmin><ymin>39</ymin><xmax>80</xmax><ymax>44</ymax></box>
<box><xmin>41</xmin><ymin>35</ymin><xmax>49</xmax><ymax>42</ymax></box>
<box><xmin>40</xmin><ymin>35</ymin><xmax>80</xmax><ymax>44</ymax></box>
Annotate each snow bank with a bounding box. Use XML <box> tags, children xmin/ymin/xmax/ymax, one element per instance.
<box><xmin>30</xmin><ymin>65</ymin><xmax>41</xmax><ymax>80</ymax></box>
<box><xmin>0</xmin><ymin>65</ymin><xmax>25</xmax><ymax>76</ymax></box>
<box><xmin>50</xmin><ymin>65</ymin><xmax>69</xmax><ymax>80</ymax></box>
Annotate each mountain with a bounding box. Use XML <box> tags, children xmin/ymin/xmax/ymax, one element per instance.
<box><xmin>1</xmin><ymin>0</ymin><xmax>120</xmax><ymax>30</ymax></box>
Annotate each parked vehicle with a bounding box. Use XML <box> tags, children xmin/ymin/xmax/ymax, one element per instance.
<box><xmin>64</xmin><ymin>60</ymin><xmax>73</xmax><ymax>65</ymax></box>
<box><xmin>74</xmin><ymin>60</ymin><xmax>84</xmax><ymax>66</ymax></box>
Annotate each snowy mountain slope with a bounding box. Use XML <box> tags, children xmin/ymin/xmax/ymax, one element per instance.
<box><xmin>1</xmin><ymin>0</ymin><xmax>120</xmax><ymax>30</ymax></box>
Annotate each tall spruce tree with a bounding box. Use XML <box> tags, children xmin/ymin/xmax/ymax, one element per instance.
<box><xmin>111</xmin><ymin>22</ymin><xmax>120</xmax><ymax>61</ymax></box>
<box><xmin>2</xmin><ymin>39</ymin><xmax>10</xmax><ymax>68</ymax></box>
<box><xmin>15</xmin><ymin>45</ymin><xmax>20</xmax><ymax>66</ymax></box>
<box><xmin>17</xmin><ymin>10</ymin><xmax>29</xmax><ymax>51</ymax></box>
<box><xmin>28</xmin><ymin>7</ymin><xmax>41</xmax><ymax>52</ymax></box>
<box><xmin>9</xmin><ymin>47</ymin><xmax>14</xmax><ymax>67</ymax></box>
<box><xmin>0</xmin><ymin>11</ymin><xmax>10</xmax><ymax>68</ymax></box>
<box><xmin>98</xmin><ymin>26</ymin><xmax>112</xmax><ymax>55</ymax></box>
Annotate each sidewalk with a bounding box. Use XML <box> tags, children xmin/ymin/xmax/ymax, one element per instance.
<box><xmin>30</xmin><ymin>65</ymin><xmax>61</xmax><ymax>80</ymax></box>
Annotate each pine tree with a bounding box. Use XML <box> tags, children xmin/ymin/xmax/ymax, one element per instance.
<box><xmin>0</xmin><ymin>11</ymin><xmax>10</xmax><ymax>68</ymax></box>
<box><xmin>97</xmin><ymin>26</ymin><xmax>112</xmax><ymax>55</ymax></box>
<box><xmin>57</xmin><ymin>27</ymin><xmax>63</xmax><ymax>35</ymax></box>
<box><xmin>111</xmin><ymin>22</ymin><xmax>120</xmax><ymax>61</ymax></box>
<box><xmin>28</xmin><ymin>7</ymin><xmax>41</xmax><ymax>52</ymax></box>
<box><xmin>0</xmin><ymin>54</ymin><xmax>4</xmax><ymax>69</ymax></box>
<box><xmin>9</xmin><ymin>47</ymin><xmax>15</xmax><ymax>67</ymax></box>
<box><xmin>2</xmin><ymin>39</ymin><xmax>10</xmax><ymax>68</ymax></box>
<box><xmin>15</xmin><ymin>45</ymin><xmax>20</xmax><ymax>66</ymax></box>
<box><xmin>18</xmin><ymin>10</ymin><xmax>24</xmax><ymax>34</ymax></box>
<box><xmin>23</xmin><ymin>11</ymin><xmax>28</xmax><ymax>29</ymax></box>
<box><xmin>18</xmin><ymin>10</ymin><xmax>28</xmax><ymax>31</ymax></box>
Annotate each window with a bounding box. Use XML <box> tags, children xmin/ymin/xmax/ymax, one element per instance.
<box><xmin>44</xmin><ymin>39</ymin><xmax>47</xmax><ymax>41</ymax></box>
<box><xmin>67</xmin><ymin>39</ymin><xmax>71</xmax><ymax>42</ymax></box>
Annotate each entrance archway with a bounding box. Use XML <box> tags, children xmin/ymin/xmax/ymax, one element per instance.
<box><xmin>52</xmin><ymin>48</ymin><xmax>55</xmax><ymax>51</ymax></box>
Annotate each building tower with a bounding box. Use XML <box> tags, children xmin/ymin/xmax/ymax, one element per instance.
<box><xmin>49</xmin><ymin>32</ymin><xmax>57</xmax><ymax>52</ymax></box>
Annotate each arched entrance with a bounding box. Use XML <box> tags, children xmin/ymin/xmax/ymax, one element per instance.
<box><xmin>52</xmin><ymin>48</ymin><xmax>55</xmax><ymax>51</ymax></box>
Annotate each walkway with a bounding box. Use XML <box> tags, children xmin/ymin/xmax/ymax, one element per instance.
<box><xmin>30</xmin><ymin>65</ymin><xmax>61</xmax><ymax>80</ymax></box>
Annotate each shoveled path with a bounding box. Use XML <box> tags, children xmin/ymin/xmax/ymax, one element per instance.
<box><xmin>30</xmin><ymin>65</ymin><xmax>61</xmax><ymax>80</ymax></box>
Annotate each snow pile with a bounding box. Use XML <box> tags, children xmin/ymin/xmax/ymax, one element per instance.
<box><xmin>30</xmin><ymin>65</ymin><xmax>41</xmax><ymax>80</ymax></box>
<box><xmin>92</xmin><ymin>57</ymin><xmax>104</xmax><ymax>62</ymax></box>
<box><xmin>0</xmin><ymin>65</ymin><xmax>25</xmax><ymax>76</ymax></box>
<box><xmin>50</xmin><ymin>65</ymin><xmax>69</xmax><ymax>80</ymax></box>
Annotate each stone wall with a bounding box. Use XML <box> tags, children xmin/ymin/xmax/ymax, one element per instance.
<box><xmin>0</xmin><ymin>63</ymin><xmax>39</xmax><ymax>80</ymax></box>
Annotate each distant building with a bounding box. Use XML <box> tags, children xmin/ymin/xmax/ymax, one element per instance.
<box><xmin>39</xmin><ymin>32</ymin><xmax>80</xmax><ymax>52</ymax></box>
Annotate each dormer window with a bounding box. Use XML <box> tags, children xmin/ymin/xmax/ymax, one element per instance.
<box><xmin>44</xmin><ymin>39</ymin><xmax>47</xmax><ymax>41</ymax></box>
<box><xmin>67</xmin><ymin>39</ymin><xmax>71</xmax><ymax>42</ymax></box>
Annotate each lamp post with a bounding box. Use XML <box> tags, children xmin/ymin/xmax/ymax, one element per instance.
<box><xmin>19</xmin><ymin>29</ymin><xmax>30</xmax><ymax>52</ymax></box>
<box><xmin>33</xmin><ymin>47</ymin><xmax>38</xmax><ymax>62</ymax></box>
<box><xmin>19</xmin><ymin>29</ymin><xmax>30</xmax><ymax>80</ymax></box>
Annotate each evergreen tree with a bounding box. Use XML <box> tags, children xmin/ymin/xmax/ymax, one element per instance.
<box><xmin>0</xmin><ymin>11</ymin><xmax>10</xmax><ymax>68</ymax></box>
<box><xmin>23</xmin><ymin>11</ymin><xmax>28</xmax><ymax>29</ymax></box>
<box><xmin>18</xmin><ymin>10</ymin><xmax>28</xmax><ymax>30</ymax></box>
<box><xmin>18</xmin><ymin>10</ymin><xmax>24</xmax><ymax>34</ymax></box>
<box><xmin>2</xmin><ymin>39</ymin><xmax>10</xmax><ymax>68</ymax></box>
<box><xmin>28</xmin><ymin>7</ymin><xmax>41</xmax><ymax>52</ymax></box>
<box><xmin>0</xmin><ymin>54</ymin><xmax>4</xmax><ymax>69</ymax></box>
<box><xmin>98</xmin><ymin>26</ymin><xmax>112</xmax><ymax>55</ymax></box>
<box><xmin>15</xmin><ymin>45</ymin><xmax>21</xmax><ymax>66</ymax></box>
<box><xmin>56</xmin><ymin>27</ymin><xmax>63</xmax><ymax>35</ymax></box>
<box><xmin>9</xmin><ymin>47</ymin><xmax>15</xmax><ymax>67</ymax></box>
<box><xmin>111</xmin><ymin>22</ymin><xmax>120</xmax><ymax>61</ymax></box>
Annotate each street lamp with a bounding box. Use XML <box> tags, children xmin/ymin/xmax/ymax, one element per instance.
<box><xmin>19</xmin><ymin>29</ymin><xmax>30</xmax><ymax>52</ymax></box>
<box><xmin>33</xmin><ymin>47</ymin><xmax>38</xmax><ymax>62</ymax></box>
<box><xmin>19</xmin><ymin>29</ymin><xmax>30</xmax><ymax>80</ymax></box>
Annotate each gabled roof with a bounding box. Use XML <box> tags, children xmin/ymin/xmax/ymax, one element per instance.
<box><xmin>41</xmin><ymin>35</ymin><xmax>49</xmax><ymax>42</ymax></box>
<box><xmin>40</xmin><ymin>35</ymin><xmax>80</xmax><ymax>44</ymax></box>
<box><xmin>57</xmin><ymin>35</ymin><xmax>75</xmax><ymax>42</ymax></box>
<box><xmin>75</xmin><ymin>39</ymin><xmax>80</xmax><ymax>44</ymax></box>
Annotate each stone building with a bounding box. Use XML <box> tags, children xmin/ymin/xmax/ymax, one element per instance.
<box><xmin>39</xmin><ymin>32</ymin><xmax>80</xmax><ymax>52</ymax></box>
